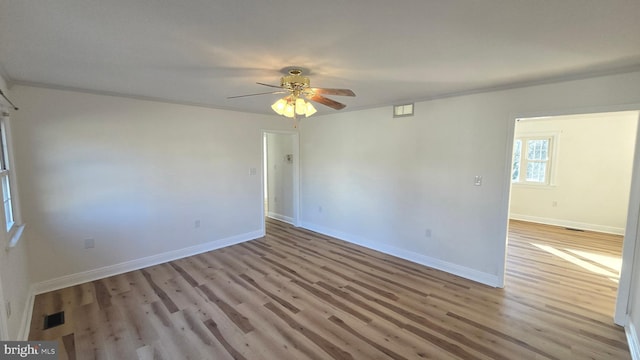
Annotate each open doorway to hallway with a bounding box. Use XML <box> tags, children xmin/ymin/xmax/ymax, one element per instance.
<box><xmin>263</xmin><ymin>131</ymin><xmax>300</xmax><ymax>227</ymax></box>
<box><xmin>506</xmin><ymin>110</ymin><xmax>639</xmax><ymax>321</ymax></box>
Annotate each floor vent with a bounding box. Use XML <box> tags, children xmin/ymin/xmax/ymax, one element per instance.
<box><xmin>43</xmin><ymin>311</ymin><xmax>65</xmax><ymax>330</ymax></box>
<box><xmin>565</xmin><ymin>227</ymin><xmax>585</xmax><ymax>232</ymax></box>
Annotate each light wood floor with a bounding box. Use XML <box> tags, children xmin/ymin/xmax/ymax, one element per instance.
<box><xmin>28</xmin><ymin>219</ymin><xmax>630</xmax><ymax>359</ymax></box>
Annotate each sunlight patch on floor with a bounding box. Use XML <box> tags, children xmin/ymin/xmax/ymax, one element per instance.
<box><xmin>531</xmin><ymin>243</ymin><xmax>620</xmax><ymax>283</ymax></box>
<box><xmin>564</xmin><ymin>248</ymin><xmax>622</xmax><ymax>272</ymax></box>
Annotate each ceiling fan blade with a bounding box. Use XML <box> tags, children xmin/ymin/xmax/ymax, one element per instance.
<box><xmin>256</xmin><ymin>82</ymin><xmax>284</xmax><ymax>89</ymax></box>
<box><xmin>307</xmin><ymin>94</ymin><xmax>347</xmax><ymax>110</ymax></box>
<box><xmin>227</xmin><ymin>91</ymin><xmax>287</xmax><ymax>99</ymax></box>
<box><xmin>310</xmin><ymin>88</ymin><xmax>355</xmax><ymax>97</ymax></box>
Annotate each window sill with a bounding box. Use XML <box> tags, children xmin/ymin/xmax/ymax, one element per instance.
<box><xmin>512</xmin><ymin>183</ymin><xmax>556</xmax><ymax>190</ymax></box>
<box><xmin>6</xmin><ymin>223</ymin><xmax>25</xmax><ymax>250</ymax></box>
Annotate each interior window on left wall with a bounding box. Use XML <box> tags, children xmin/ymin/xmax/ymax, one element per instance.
<box><xmin>0</xmin><ymin>114</ymin><xmax>16</xmax><ymax>233</ymax></box>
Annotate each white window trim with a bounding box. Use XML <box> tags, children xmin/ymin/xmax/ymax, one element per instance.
<box><xmin>0</xmin><ymin>108</ymin><xmax>24</xmax><ymax>249</ymax></box>
<box><xmin>512</xmin><ymin>131</ymin><xmax>560</xmax><ymax>188</ymax></box>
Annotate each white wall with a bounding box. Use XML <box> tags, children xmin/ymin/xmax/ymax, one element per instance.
<box><xmin>299</xmin><ymin>70</ymin><xmax>640</xmax><ymax>287</ymax></box>
<box><xmin>266</xmin><ymin>133</ymin><xmax>295</xmax><ymax>223</ymax></box>
<box><xmin>510</xmin><ymin>112</ymin><xmax>638</xmax><ymax>234</ymax></box>
<box><xmin>11</xmin><ymin>85</ymin><xmax>292</xmax><ymax>285</ymax></box>
<box><xmin>0</xmin><ymin>75</ymin><xmax>32</xmax><ymax>340</ymax></box>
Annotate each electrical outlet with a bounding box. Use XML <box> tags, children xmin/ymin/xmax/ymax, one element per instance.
<box><xmin>194</xmin><ymin>219</ymin><xmax>201</xmax><ymax>228</ymax></box>
<box><xmin>552</xmin><ymin>201</ymin><xmax>558</xmax><ymax>207</ymax></box>
<box><xmin>83</xmin><ymin>238</ymin><xmax>95</xmax><ymax>249</ymax></box>
<box><xmin>474</xmin><ymin>175</ymin><xmax>482</xmax><ymax>186</ymax></box>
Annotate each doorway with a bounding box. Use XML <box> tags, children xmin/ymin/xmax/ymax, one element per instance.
<box><xmin>262</xmin><ymin>131</ymin><xmax>300</xmax><ymax>229</ymax></box>
<box><xmin>504</xmin><ymin>110</ymin><xmax>640</xmax><ymax>325</ymax></box>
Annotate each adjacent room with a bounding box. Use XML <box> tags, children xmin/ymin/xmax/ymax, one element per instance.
<box><xmin>1</xmin><ymin>1</ymin><xmax>640</xmax><ymax>359</ymax></box>
<box><xmin>506</xmin><ymin>111</ymin><xmax>639</xmax><ymax>340</ymax></box>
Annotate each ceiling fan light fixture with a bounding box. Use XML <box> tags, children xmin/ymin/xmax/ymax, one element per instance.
<box><xmin>238</xmin><ymin>68</ymin><xmax>353</xmax><ymax>124</ymax></box>
<box><xmin>295</xmin><ymin>98</ymin><xmax>306</xmax><ymax>115</ymax></box>
<box><xmin>271</xmin><ymin>98</ymin><xmax>287</xmax><ymax>115</ymax></box>
<box><xmin>283</xmin><ymin>102</ymin><xmax>296</xmax><ymax>118</ymax></box>
<box><xmin>305</xmin><ymin>102</ymin><xmax>317</xmax><ymax>117</ymax></box>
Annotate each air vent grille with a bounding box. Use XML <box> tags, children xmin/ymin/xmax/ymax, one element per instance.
<box><xmin>43</xmin><ymin>311</ymin><xmax>65</xmax><ymax>330</ymax></box>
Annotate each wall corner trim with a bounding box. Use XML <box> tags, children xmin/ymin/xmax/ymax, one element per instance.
<box><xmin>300</xmin><ymin>221</ymin><xmax>501</xmax><ymax>288</ymax></box>
<box><xmin>626</xmin><ymin>318</ymin><xmax>640</xmax><ymax>360</ymax></box>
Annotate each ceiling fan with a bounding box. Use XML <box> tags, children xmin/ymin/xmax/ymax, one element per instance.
<box><xmin>228</xmin><ymin>68</ymin><xmax>355</xmax><ymax>121</ymax></box>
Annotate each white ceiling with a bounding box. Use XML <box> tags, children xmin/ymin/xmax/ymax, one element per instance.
<box><xmin>1</xmin><ymin>1</ymin><xmax>640</xmax><ymax>116</ymax></box>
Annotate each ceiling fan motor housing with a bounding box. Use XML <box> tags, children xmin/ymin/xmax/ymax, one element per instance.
<box><xmin>281</xmin><ymin>69</ymin><xmax>310</xmax><ymax>91</ymax></box>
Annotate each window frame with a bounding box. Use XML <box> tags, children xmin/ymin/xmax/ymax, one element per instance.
<box><xmin>0</xmin><ymin>109</ymin><xmax>23</xmax><ymax>248</ymax></box>
<box><xmin>511</xmin><ymin>132</ymin><xmax>559</xmax><ymax>187</ymax></box>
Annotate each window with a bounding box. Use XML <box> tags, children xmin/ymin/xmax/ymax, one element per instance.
<box><xmin>0</xmin><ymin>115</ymin><xmax>15</xmax><ymax>232</ymax></box>
<box><xmin>512</xmin><ymin>135</ymin><xmax>554</xmax><ymax>185</ymax></box>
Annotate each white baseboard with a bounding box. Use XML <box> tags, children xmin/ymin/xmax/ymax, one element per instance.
<box><xmin>31</xmin><ymin>229</ymin><xmax>263</xmax><ymax>296</ymax></box>
<box><xmin>510</xmin><ymin>213</ymin><xmax>625</xmax><ymax>235</ymax></box>
<box><xmin>267</xmin><ymin>212</ymin><xmax>294</xmax><ymax>225</ymax></box>
<box><xmin>626</xmin><ymin>318</ymin><xmax>640</xmax><ymax>360</ymax></box>
<box><xmin>21</xmin><ymin>229</ymin><xmax>264</xmax><ymax>340</ymax></box>
<box><xmin>300</xmin><ymin>222</ymin><xmax>501</xmax><ymax>288</ymax></box>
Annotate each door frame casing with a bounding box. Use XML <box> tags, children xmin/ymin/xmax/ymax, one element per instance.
<box><xmin>261</xmin><ymin>130</ymin><xmax>300</xmax><ymax>233</ymax></box>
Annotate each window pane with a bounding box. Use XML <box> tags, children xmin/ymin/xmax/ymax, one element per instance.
<box><xmin>540</xmin><ymin>140</ymin><xmax>548</xmax><ymax>159</ymax></box>
<box><xmin>2</xmin><ymin>175</ymin><xmax>13</xmax><ymax>230</ymax></box>
<box><xmin>0</xmin><ymin>125</ymin><xmax>7</xmax><ymax>170</ymax></box>
<box><xmin>527</xmin><ymin>141</ymin><xmax>534</xmax><ymax>159</ymax></box>
<box><xmin>512</xmin><ymin>140</ymin><xmax>521</xmax><ymax>181</ymax></box>
<box><xmin>4</xmin><ymin>201</ymin><xmax>12</xmax><ymax>230</ymax></box>
<box><xmin>527</xmin><ymin>139</ymin><xmax>549</xmax><ymax>161</ymax></box>
<box><xmin>2</xmin><ymin>175</ymin><xmax>10</xmax><ymax>202</ymax></box>
<box><xmin>526</xmin><ymin>162</ymin><xmax>547</xmax><ymax>182</ymax></box>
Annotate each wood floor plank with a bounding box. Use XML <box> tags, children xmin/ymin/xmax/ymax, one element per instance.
<box><xmin>236</xmin><ymin>302</ymin><xmax>328</xmax><ymax>360</ymax></box>
<box><xmin>72</xmin><ymin>302</ymin><xmax>107</xmax><ymax>360</ymax></box>
<box><xmin>109</xmin><ymin>290</ymin><xmax>160</xmax><ymax>350</ymax></box>
<box><xmin>197</xmin><ymin>284</ymin><xmax>254</xmax><ymax>334</ymax></box>
<box><xmin>238</xmin><ymin>273</ymin><xmax>301</xmax><ymax>314</ymax></box>
<box><xmin>263</xmin><ymin>302</ymin><xmax>355</xmax><ymax>360</ymax></box>
<box><xmin>28</xmin><ymin>219</ymin><xmax>631</xmax><ymax>359</ymax></box>
<box><xmin>203</xmin><ymin>318</ymin><xmax>248</xmax><ymax>360</ymax></box>
<box><xmin>141</xmin><ymin>301</ymin><xmax>206</xmax><ymax>360</ymax></box>
<box><xmin>101</xmin><ymin>273</ymin><xmax>132</xmax><ymax>297</ymax></box>
<box><xmin>136</xmin><ymin>340</ymin><xmax>172</xmax><ymax>360</ymax></box>
<box><xmin>170</xmin><ymin>308</ymin><xmax>236</xmax><ymax>360</ymax></box>
<box><xmin>140</xmin><ymin>269</ymin><xmax>179</xmax><ymax>314</ymax></box>
<box><xmin>61</xmin><ymin>333</ymin><xmax>76</xmax><ymax>360</ymax></box>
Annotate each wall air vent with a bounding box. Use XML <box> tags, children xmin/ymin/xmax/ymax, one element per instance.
<box><xmin>393</xmin><ymin>103</ymin><xmax>414</xmax><ymax>117</ymax></box>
